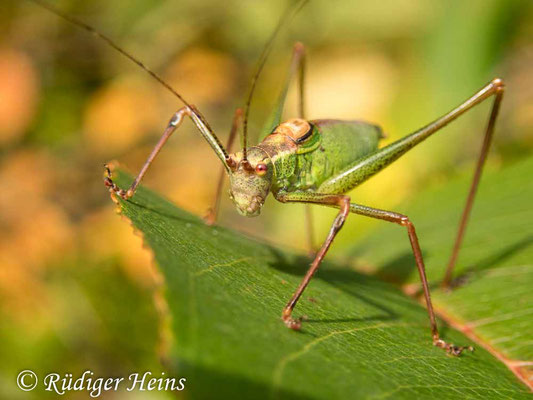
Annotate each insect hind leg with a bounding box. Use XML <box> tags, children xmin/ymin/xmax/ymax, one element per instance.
<box><xmin>442</xmin><ymin>79</ymin><xmax>505</xmax><ymax>288</ymax></box>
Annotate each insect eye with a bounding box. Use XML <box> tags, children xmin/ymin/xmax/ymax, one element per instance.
<box><xmin>255</xmin><ymin>163</ymin><xmax>268</xmax><ymax>175</ymax></box>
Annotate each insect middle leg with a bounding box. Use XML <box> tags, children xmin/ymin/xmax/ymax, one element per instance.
<box><xmin>204</xmin><ymin>108</ymin><xmax>243</xmax><ymax>225</ymax></box>
<box><xmin>276</xmin><ymin>192</ymin><xmax>473</xmax><ymax>356</ymax></box>
<box><xmin>348</xmin><ymin>203</ymin><xmax>473</xmax><ymax>355</ymax></box>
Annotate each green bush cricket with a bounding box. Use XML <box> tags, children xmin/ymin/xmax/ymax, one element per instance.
<box><xmin>34</xmin><ymin>0</ymin><xmax>505</xmax><ymax>356</ymax></box>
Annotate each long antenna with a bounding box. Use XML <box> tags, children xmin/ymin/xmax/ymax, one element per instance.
<box><xmin>29</xmin><ymin>0</ymin><xmax>193</xmax><ymax>109</ymax></box>
<box><xmin>241</xmin><ymin>0</ymin><xmax>309</xmax><ymax>163</ymax></box>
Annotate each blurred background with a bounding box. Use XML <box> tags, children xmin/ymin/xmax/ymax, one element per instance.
<box><xmin>0</xmin><ymin>0</ymin><xmax>532</xmax><ymax>398</ymax></box>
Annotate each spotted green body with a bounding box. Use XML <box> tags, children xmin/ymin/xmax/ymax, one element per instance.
<box><xmin>228</xmin><ymin>112</ymin><xmax>449</xmax><ymax>217</ymax></box>
<box><xmin>258</xmin><ymin>119</ymin><xmax>383</xmax><ymax>194</ymax></box>
<box><xmin>228</xmin><ymin>118</ymin><xmax>384</xmax><ymax>216</ymax></box>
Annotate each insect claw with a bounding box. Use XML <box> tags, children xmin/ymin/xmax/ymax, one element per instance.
<box><xmin>433</xmin><ymin>338</ymin><xmax>474</xmax><ymax>356</ymax></box>
<box><xmin>103</xmin><ymin>164</ymin><xmax>115</xmax><ymax>187</ymax></box>
<box><xmin>103</xmin><ymin>164</ymin><xmax>133</xmax><ymax>200</ymax></box>
<box><xmin>282</xmin><ymin>315</ymin><xmax>303</xmax><ymax>331</ymax></box>
<box><xmin>448</xmin><ymin>345</ymin><xmax>474</xmax><ymax>357</ymax></box>
<box><xmin>104</xmin><ymin>163</ymin><xmax>112</xmax><ymax>177</ymax></box>
<box><xmin>203</xmin><ymin>208</ymin><xmax>216</xmax><ymax>226</ymax></box>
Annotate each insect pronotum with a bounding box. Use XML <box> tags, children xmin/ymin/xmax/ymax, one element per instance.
<box><xmin>34</xmin><ymin>0</ymin><xmax>505</xmax><ymax>356</ymax></box>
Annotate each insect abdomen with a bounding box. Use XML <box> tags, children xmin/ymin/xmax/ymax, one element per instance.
<box><xmin>264</xmin><ymin>119</ymin><xmax>382</xmax><ymax>194</ymax></box>
<box><xmin>293</xmin><ymin>120</ymin><xmax>383</xmax><ymax>192</ymax></box>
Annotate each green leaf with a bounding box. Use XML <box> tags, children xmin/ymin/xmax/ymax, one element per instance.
<box><xmin>353</xmin><ymin>156</ymin><xmax>533</xmax><ymax>379</ymax></box>
<box><xmin>111</xmin><ymin>162</ymin><xmax>531</xmax><ymax>399</ymax></box>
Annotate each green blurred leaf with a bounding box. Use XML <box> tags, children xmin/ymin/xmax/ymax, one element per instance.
<box><xmin>353</xmin><ymin>156</ymin><xmax>533</xmax><ymax>365</ymax></box>
<box><xmin>112</xmin><ymin>166</ymin><xmax>530</xmax><ymax>399</ymax></box>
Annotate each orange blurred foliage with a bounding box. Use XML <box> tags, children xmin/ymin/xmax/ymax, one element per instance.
<box><xmin>83</xmin><ymin>78</ymin><xmax>160</xmax><ymax>155</ymax></box>
<box><xmin>79</xmin><ymin>207</ymin><xmax>155</xmax><ymax>288</ymax></box>
<box><xmin>0</xmin><ymin>151</ymin><xmax>73</xmax><ymax>318</ymax></box>
<box><xmin>164</xmin><ymin>47</ymin><xmax>239</xmax><ymax>105</ymax></box>
<box><xmin>0</xmin><ymin>48</ymin><xmax>39</xmax><ymax>145</ymax></box>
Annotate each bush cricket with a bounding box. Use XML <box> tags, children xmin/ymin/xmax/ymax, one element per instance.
<box><xmin>33</xmin><ymin>0</ymin><xmax>505</xmax><ymax>356</ymax></box>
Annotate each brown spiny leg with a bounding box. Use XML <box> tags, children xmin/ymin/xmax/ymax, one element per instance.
<box><xmin>204</xmin><ymin>108</ymin><xmax>242</xmax><ymax>225</ymax></box>
<box><xmin>276</xmin><ymin>190</ymin><xmax>473</xmax><ymax>356</ymax></box>
<box><xmin>104</xmin><ymin>107</ymin><xmax>192</xmax><ymax>199</ymax></box>
<box><xmin>276</xmin><ymin>192</ymin><xmax>350</xmax><ymax>330</ymax></box>
<box><xmin>442</xmin><ymin>81</ymin><xmax>505</xmax><ymax>288</ymax></box>
<box><xmin>349</xmin><ymin>203</ymin><xmax>473</xmax><ymax>356</ymax></box>
<box><xmin>105</xmin><ymin>105</ymin><xmax>231</xmax><ymax>200</ymax></box>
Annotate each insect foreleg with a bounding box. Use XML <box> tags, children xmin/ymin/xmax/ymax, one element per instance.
<box><xmin>204</xmin><ymin>108</ymin><xmax>243</xmax><ymax>225</ymax></box>
<box><xmin>276</xmin><ymin>191</ymin><xmax>350</xmax><ymax>329</ymax></box>
<box><xmin>105</xmin><ymin>106</ymin><xmax>230</xmax><ymax>199</ymax></box>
